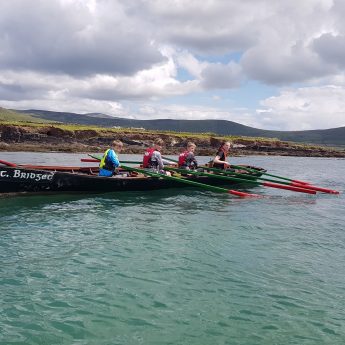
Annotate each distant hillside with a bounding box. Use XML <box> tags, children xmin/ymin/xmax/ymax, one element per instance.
<box><xmin>16</xmin><ymin>108</ymin><xmax>345</xmax><ymax>146</ymax></box>
<box><xmin>0</xmin><ymin>107</ymin><xmax>52</xmax><ymax>123</ymax></box>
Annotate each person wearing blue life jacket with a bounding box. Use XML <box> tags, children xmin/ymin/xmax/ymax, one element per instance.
<box><xmin>99</xmin><ymin>140</ymin><xmax>123</xmax><ymax>177</ymax></box>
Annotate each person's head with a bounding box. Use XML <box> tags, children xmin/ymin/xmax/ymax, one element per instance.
<box><xmin>219</xmin><ymin>141</ymin><xmax>231</xmax><ymax>152</ymax></box>
<box><xmin>153</xmin><ymin>138</ymin><xmax>164</xmax><ymax>151</ymax></box>
<box><xmin>112</xmin><ymin>140</ymin><xmax>123</xmax><ymax>152</ymax></box>
<box><xmin>186</xmin><ymin>142</ymin><xmax>196</xmax><ymax>153</ymax></box>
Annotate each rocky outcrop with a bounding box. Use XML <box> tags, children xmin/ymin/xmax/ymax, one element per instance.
<box><xmin>0</xmin><ymin>125</ymin><xmax>25</xmax><ymax>142</ymax></box>
<box><xmin>0</xmin><ymin>124</ymin><xmax>345</xmax><ymax>157</ymax></box>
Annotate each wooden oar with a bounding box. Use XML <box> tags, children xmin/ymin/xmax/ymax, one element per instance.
<box><xmin>165</xmin><ymin>167</ymin><xmax>317</xmax><ymax>195</ymax></box>
<box><xmin>121</xmin><ymin>165</ymin><xmax>261</xmax><ymax>198</ymax></box>
<box><xmin>205</xmin><ymin>166</ymin><xmax>339</xmax><ymax>195</ymax></box>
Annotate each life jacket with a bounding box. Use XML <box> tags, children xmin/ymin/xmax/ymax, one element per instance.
<box><xmin>143</xmin><ymin>147</ymin><xmax>157</xmax><ymax>168</ymax></box>
<box><xmin>99</xmin><ymin>149</ymin><xmax>116</xmax><ymax>171</ymax></box>
<box><xmin>178</xmin><ymin>151</ymin><xmax>189</xmax><ymax>167</ymax></box>
<box><xmin>213</xmin><ymin>147</ymin><xmax>228</xmax><ymax>169</ymax></box>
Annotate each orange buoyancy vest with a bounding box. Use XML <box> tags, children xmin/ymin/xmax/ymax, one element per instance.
<box><xmin>143</xmin><ymin>147</ymin><xmax>156</xmax><ymax>168</ymax></box>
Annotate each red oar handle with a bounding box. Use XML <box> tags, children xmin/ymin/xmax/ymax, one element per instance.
<box><xmin>0</xmin><ymin>159</ymin><xmax>17</xmax><ymax>167</ymax></box>
<box><xmin>291</xmin><ymin>182</ymin><xmax>340</xmax><ymax>194</ymax></box>
<box><xmin>263</xmin><ymin>182</ymin><xmax>316</xmax><ymax>194</ymax></box>
<box><xmin>81</xmin><ymin>158</ymin><xmax>99</xmax><ymax>162</ymax></box>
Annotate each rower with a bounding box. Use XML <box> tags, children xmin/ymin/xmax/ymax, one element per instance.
<box><xmin>142</xmin><ymin>138</ymin><xmax>171</xmax><ymax>176</ymax></box>
<box><xmin>178</xmin><ymin>142</ymin><xmax>198</xmax><ymax>170</ymax></box>
<box><xmin>212</xmin><ymin>141</ymin><xmax>231</xmax><ymax>169</ymax></box>
<box><xmin>99</xmin><ymin>140</ymin><xmax>123</xmax><ymax>177</ymax></box>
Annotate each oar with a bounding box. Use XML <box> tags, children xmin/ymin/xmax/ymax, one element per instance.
<box><xmin>228</xmin><ymin>164</ymin><xmax>312</xmax><ymax>185</ymax></box>
<box><xmin>163</xmin><ymin>155</ymin><xmax>320</xmax><ymax>194</ymax></box>
<box><xmin>161</xmin><ymin>157</ymin><xmax>179</xmax><ymax>165</ymax></box>
<box><xmin>81</xmin><ymin>158</ymin><xmax>142</xmax><ymax>164</ymax></box>
<box><xmin>88</xmin><ymin>153</ymin><xmax>103</xmax><ymax>160</ymax></box>
<box><xmin>165</xmin><ymin>167</ymin><xmax>316</xmax><ymax>195</ymax></box>
<box><xmin>87</xmin><ymin>154</ymin><xmax>176</xmax><ymax>166</ymax></box>
<box><xmin>162</xmin><ymin>156</ymin><xmax>178</xmax><ymax>163</ymax></box>
<box><xmin>121</xmin><ymin>165</ymin><xmax>261</xmax><ymax>198</ymax></box>
<box><xmin>0</xmin><ymin>159</ymin><xmax>17</xmax><ymax>167</ymax></box>
<box><xmin>205</xmin><ymin>166</ymin><xmax>339</xmax><ymax>195</ymax></box>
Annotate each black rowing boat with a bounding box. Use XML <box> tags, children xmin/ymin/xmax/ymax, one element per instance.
<box><xmin>0</xmin><ymin>160</ymin><xmax>264</xmax><ymax>195</ymax></box>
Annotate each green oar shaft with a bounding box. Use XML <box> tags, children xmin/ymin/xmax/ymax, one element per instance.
<box><xmin>165</xmin><ymin>167</ymin><xmax>260</xmax><ymax>185</ymax></box>
<box><xmin>162</xmin><ymin>156</ymin><xmax>178</xmax><ymax>163</ymax></box>
<box><xmin>121</xmin><ymin>165</ymin><xmax>260</xmax><ymax>197</ymax></box>
<box><xmin>122</xmin><ymin>165</ymin><xmax>232</xmax><ymax>193</ymax></box>
<box><xmin>204</xmin><ymin>166</ymin><xmax>338</xmax><ymax>194</ymax></box>
<box><xmin>228</xmin><ymin>164</ymin><xmax>310</xmax><ymax>185</ymax></box>
<box><xmin>165</xmin><ymin>167</ymin><xmax>316</xmax><ymax>194</ymax></box>
<box><xmin>205</xmin><ymin>166</ymin><xmax>298</xmax><ymax>186</ymax></box>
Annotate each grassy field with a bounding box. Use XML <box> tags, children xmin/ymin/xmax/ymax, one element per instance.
<box><xmin>1</xmin><ymin>113</ymin><xmax>344</xmax><ymax>153</ymax></box>
<box><xmin>0</xmin><ymin>108</ymin><xmax>53</xmax><ymax>123</ymax></box>
<box><xmin>0</xmin><ymin>118</ymin><xmax>282</xmax><ymax>143</ymax></box>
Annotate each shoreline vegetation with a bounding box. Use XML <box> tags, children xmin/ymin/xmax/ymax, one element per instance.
<box><xmin>0</xmin><ymin>122</ymin><xmax>345</xmax><ymax>158</ymax></box>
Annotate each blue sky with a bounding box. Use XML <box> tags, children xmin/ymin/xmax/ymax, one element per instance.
<box><xmin>1</xmin><ymin>0</ymin><xmax>345</xmax><ymax>130</ymax></box>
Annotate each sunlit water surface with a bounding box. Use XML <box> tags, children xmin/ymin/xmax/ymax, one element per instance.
<box><xmin>0</xmin><ymin>153</ymin><xmax>344</xmax><ymax>345</ymax></box>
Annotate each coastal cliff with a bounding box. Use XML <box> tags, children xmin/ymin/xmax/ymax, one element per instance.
<box><xmin>0</xmin><ymin>123</ymin><xmax>344</xmax><ymax>158</ymax></box>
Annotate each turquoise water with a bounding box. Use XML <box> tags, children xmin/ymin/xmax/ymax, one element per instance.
<box><xmin>0</xmin><ymin>153</ymin><xmax>344</xmax><ymax>345</ymax></box>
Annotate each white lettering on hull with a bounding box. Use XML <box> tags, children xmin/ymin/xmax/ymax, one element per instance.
<box><xmin>0</xmin><ymin>169</ymin><xmax>54</xmax><ymax>182</ymax></box>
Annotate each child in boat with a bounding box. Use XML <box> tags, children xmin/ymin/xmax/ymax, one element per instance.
<box><xmin>213</xmin><ymin>141</ymin><xmax>231</xmax><ymax>169</ymax></box>
<box><xmin>178</xmin><ymin>142</ymin><xmax>198</xmax><ymax>170</ymax></box>
<box><xmin>142</xmin><ymin>138</ymin><xmax>171</xmax><ymax>175</ymax></box>
<box><xmin>99</xmin><ymin>140</ymin><xmax>123</xmax><ymax>177</ymax></box>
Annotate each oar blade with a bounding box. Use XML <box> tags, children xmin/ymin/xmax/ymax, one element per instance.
<box><xmin>291</xmin><ymin>182</ymin><xmax>340</xmax><ymax>194</ymax></box>
<box><xmin>228</xmin><ymin>190</ymin><xmax>262</xmax><ymax>198</ymax></box>
<box><xmin>263</xmin><ymin>182</ymin><xmax>316</xmax><ymax>194</ymax></box>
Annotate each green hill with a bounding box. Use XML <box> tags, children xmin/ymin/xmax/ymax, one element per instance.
<box><xmin>0</xmin><ymin>107</ymin><xmax>52</xmax><ymax>123</ymax></box>
<box><xmin>13</xmin><ymin>108</ymin><xmax>345</xmax><ymax>146</ymax></box>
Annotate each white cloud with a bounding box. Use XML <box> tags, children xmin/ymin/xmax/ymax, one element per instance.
<box><xmin>1</xmin><ymin>0</ymin><xmax>345</xmax><ymax>130</ymax></box>
<box><xmin>176</xmin><ymin>52</ymin><xmax>208</xmax><ymax>79</ymax></box>
<box><xmin>201</xmin><ymin>62</ymin><xmax>243</xmax><ymax>89</ymax></box>
<box><xmin>257</xmin><ymin>85</ymin><xmax>345</xmax><ymax>130</ymax></box>
<box><xmin>0</xmin><ymin>0</ymin><xmax>163</xmax><ymax>76</ymax></box>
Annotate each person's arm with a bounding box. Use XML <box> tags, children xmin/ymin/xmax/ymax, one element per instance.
<box><xmin>186</xmin><ymin>152</ymin><xmax>198</xmax><ymax>167</ymax></box>
<box><xmin>213</xmin><ymin>151</ymin><xmax>230</xmax><ymax>167</ymax></box>
<box><xmin>108</xmin><ymin>149</ymin><xmax>120</xmax><ymax>167</ymax></box>
<box><xmin>162</xmin><ymin>158</ymin><xmax>174</xmax><ymax>165</ymax></box>
<box><xmin>152</xmin><ymin>151</ymin><xmax>164</xmax><ymax>170</ymax></box>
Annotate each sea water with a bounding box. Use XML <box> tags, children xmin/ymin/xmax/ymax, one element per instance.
<box><xmin>0</xmin><ymin>153</ymin><xmax>344</xmax><ymax>345</ymax></box>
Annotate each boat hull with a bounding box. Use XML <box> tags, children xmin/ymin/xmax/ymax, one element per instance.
<box><xmin>0</xmin><ymin>166</ymin><xmax>258</xmax><ymax>195</ymax></box>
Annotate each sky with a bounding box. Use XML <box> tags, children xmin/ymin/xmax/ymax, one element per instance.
<box><xmin>1</xmin><ymin>0</ymin><xmax>345</xmax><ymax>131</ymax></box>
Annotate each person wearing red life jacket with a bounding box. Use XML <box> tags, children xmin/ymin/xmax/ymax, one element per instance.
<box><xmin>142</xmin><ymin>138</ymin><xmax>171</xmax><ymax>175</ymax></box>
<box><xmin>213</xmin><ymin>141</ymin><xmax>231</xmax><ymax>169</ymax></box>
<box><xmin>178</xmin><ymin>142</ymin><xmax>198</xmax><ymax>170</ymax></box>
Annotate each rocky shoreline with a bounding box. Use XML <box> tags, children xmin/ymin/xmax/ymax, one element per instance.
<box><xmin>1</xmin><ymin>124</ymin><xmax>345</xmax><ymax>158</ymax></box>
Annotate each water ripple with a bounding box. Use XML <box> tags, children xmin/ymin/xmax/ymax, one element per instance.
<box><xmin>1</xmin><ymin>155</ymin><xmax>345</xmax><ymax>344</ymax></box>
